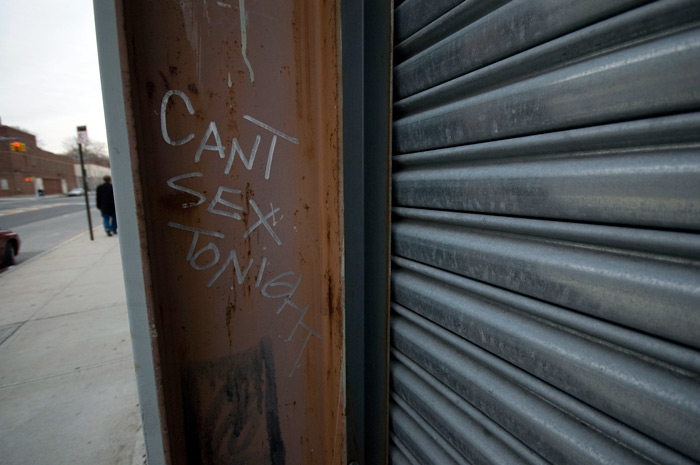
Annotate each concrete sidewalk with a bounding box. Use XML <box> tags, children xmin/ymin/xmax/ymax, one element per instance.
<box><xmin>0</xmin><ymin>231</ymin><xmax>146</xmax><ymax>465</ymax></box>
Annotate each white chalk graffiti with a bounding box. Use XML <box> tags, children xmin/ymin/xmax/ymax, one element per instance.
<box><xmin>217</xmin><ymin>0</ymin><xmax>254</xmax><ymax>82</ymax></box>
<box><xmin>167</xmin><ymin>172</ymin><xmax>205</xmax><ymax>208</ymax></box>
<box><xmin>244</xmin><ymin>200</ymin><xmax>282</xmax><ymax>245</ymax></box>
<box><xmin>161</xmin><ymin>90</ymin><xmax>195</xmax><ymax>146</ymax></box>
<box><xmin>208</xmin><ymin>186</ymin><xmax>244</xmax><ymax>220</ymax></box>
<box><xmin>161</xmin><ymin>91</ymin><xmax>299</xmax><ymax>179</ymax></box>
<box><xmin>167</xmin><ymin>221</ymin><xmax>321</xmax><ymax>377</ymax></box>
<box><xmin>163</xmin><ymin>89</ymin><xmax>318</xmax><ymax>376</ymax></box>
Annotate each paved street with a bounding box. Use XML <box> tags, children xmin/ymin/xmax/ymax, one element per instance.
<box><xmin>0</xmin><ymin>195</ymin><xmax>101</xmax><ymax>267</ymax></box>
<box><xmin>0</xmin><ymin>228</ymin><xmax>145</xmax><ymax>464</ymax></box>
<box><xmin>0</xmin><ymin>195</ymin><xmax>94</xmax><ymax>226</ymax></box>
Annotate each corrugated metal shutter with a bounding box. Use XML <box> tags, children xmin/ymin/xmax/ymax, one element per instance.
<box><xmin>389</xmin><ymin>1</ymin><xmax>700</xmax><ymax>464</ymax></box>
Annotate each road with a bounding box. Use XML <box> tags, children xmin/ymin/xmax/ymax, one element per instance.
<box><xmin>0</xmin><ymin>195</ymin><xmax>103</xmax><ymax>268</ymax></box>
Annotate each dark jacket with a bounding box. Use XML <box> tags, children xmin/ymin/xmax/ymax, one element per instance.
<box><xmin>96</xmin><ymin>182</ymin><xmax>116</xmax><ymax>215</ymax></box>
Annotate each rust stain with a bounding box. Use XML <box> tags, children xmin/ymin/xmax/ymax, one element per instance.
<box><xmin>160</xmin><ymin>192</ymin><xmax>204</xmax><ymax>210</ymax></box>
<box><xmin>158</xmin><ymin>70</ymin><xmax>170</xmax><ymax>89</ymax></box>
<box><xmin>326</xmin><ymin>272</ymin><xmax>334</xmax><ymax>318</ymax></box>
<box><xmin>119</xmin><ymin>0</ymin><xmax>344</xmax><ymax>462</ymax></box>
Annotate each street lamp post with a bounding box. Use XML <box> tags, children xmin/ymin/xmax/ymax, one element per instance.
<box><xmin>77</xmin><ymin>126</ymin><xmax>94</xmax><ymax>241</ymax></box>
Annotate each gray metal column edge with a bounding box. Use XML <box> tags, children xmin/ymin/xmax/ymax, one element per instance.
<box><xmin>93</xmin><ymin>2</ymin><xmax>167</xmax><ymax>464</ymax></box>
<box><xmin>342</xmin><ymin>0</ymin><xmax>393</xmax><ymax>463</ymax></box>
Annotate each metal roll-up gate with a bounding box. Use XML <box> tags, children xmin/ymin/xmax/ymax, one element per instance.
<box><xmin>389</xmin><ymin>1</ymin><xmax>700</xmax><ymax>464</ymax></box>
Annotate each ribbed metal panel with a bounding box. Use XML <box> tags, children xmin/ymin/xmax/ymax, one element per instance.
<box><xmin>394</xmin><ymin>0</ymin><xmax>510</xmax><ymax>63</ymax></box>
<box><xmin>390</xmin><ymin>435</ymin><xmax>420</xmax><ymax>465</ymax></box>
<box><xmin>394</xmin><ymin>151</ymin><xmax>700</xmax><ymax>229</ymax></box>
<box><xmin>389</xmin><ymin>1</ymin><xmax>700</xmax><ymax>464</ymax></box>
<box><xmin>394</xmin><ymin>0</ymin><xmax>655</xmax><ymax>98</ymax></box>
<box><xmin>394</xmin><ymin>0</ymin><xmax>700</xmax><ymax>116</ymax></box>
<box><xmin>390</xmin><ymin>397</ymin><xmax>465</xmax><ymax>465</ymax></box>
<box><xmin>395</xmin><ymin>28</ymin><xmax>700</xmax><ymax>152</ymax></box>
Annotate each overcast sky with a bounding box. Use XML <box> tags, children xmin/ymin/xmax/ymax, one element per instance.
<box><xmin>0</xmin><ymin>0</ymin><xmax>107</xmax><ymax>154</ymax></box>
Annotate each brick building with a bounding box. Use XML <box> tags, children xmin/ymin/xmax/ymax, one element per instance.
<box><xmin>0</xmin><ymin>125</ymin><xmax>78</xmax><ymax>197</ymax></box>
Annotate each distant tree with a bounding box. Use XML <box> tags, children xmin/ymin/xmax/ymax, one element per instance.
<box><xmin>9</xmin><ymin>125</ymin><xmax>34</xmax><ymax>134</ymax></box>
<box><xmin>61</xmin><ymin>137</ymin><xmax>110</xmax><ymax>167</ymax></box>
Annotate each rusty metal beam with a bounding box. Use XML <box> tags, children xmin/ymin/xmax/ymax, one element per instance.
<box><xmin>97</xmin><ymin>0</ymin><xmax>345</xmax><ymax>463</ymax></box>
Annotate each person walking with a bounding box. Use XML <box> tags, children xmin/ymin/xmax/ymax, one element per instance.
<box><xmin>96</xmin><ymin>175</ymin><xmax>117</xmax><ymax>236</ymax></box>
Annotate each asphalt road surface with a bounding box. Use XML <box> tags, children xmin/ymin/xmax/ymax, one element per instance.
<box><xmin>0</xmin><ymin>195</ymin><xmax>103</xmax><ymax>269</ymax></box>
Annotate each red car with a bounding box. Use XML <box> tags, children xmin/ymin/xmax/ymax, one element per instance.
<box><xmin>0</xmin><ymin>229</ymin><xmax>20</xmax><ymax>268</ymax></box>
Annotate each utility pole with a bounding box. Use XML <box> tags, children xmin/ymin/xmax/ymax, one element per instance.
<box><xmin>77</xmin><ymin>125</ymin><xmax>94</xmax><ymax>241</ymax></box>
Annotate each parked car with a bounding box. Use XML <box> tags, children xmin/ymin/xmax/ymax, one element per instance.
<box><xmin>67</xmin><ymin>187</ymin><xmax>85</xmax><ymax>196</ymax></box>
<box><xmin>0</xmin><ymin>229</ymin><xmax>20</xmax><ymax>268</ymax></box>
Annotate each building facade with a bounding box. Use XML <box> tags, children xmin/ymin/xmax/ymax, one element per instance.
<box><xmin>0</xmin><ymin>126</ymin><xmax>78</xmax><ymax>197</ymax></box>
<box><xmin>74</xmin><ymin>163</ymin><xmax>112</xmax><ymax>191</ymax></box>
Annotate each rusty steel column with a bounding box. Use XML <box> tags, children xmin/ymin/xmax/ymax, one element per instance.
<box><xmin>111</xmin><ymin>1</ymin><xmax>344</xmax><ymax>463</ymax></box>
